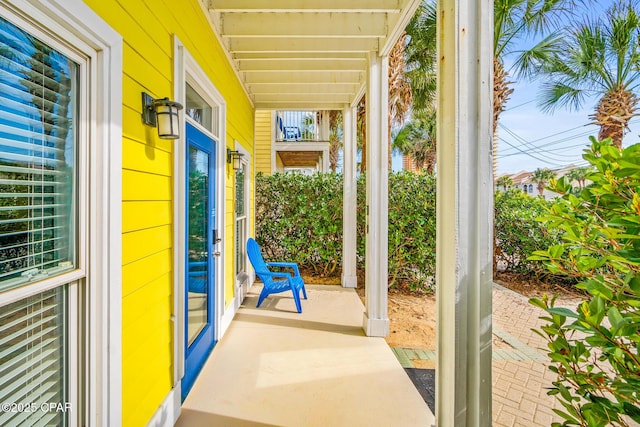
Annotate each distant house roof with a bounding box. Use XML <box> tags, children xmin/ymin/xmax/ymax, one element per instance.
<box><xmin>508</xmin><ymin>171</ymin><xmax>532</xmax><ymax>185</ymax></box>
<box><xmin>495</xmin><ymin>164</ymin><xmax>580</xmax><ymax>186</ymax></box>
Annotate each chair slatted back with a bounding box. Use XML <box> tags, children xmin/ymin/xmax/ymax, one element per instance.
<box><xmin>247</xmin><ymin>238</ymin><xmax>271</xmax><ymax>278</ymax></box>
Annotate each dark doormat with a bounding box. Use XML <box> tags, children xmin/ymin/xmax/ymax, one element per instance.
<box><xmin>404</xmin><ymin>368</ymin><xmax>435</xmax><ymax>413</ymax></box>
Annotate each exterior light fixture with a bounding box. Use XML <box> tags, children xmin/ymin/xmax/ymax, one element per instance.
<box><xmin>227</xmin><ymin>148</ymin><xmax>244</xmax><ymax>171</ymax></box>
<box><xmin>141</xmin><ymin>92</ymin><xmax>183</xmax><ymax>139</ymax></box>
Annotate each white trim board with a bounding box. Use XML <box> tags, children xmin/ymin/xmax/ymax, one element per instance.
<box><xmin>220</xmin><ymin>297</ymin><xmax>237</xmax><ymax>338</ymax></box>
<box><xmin>147</xmin><ymin>386</ymin><xmax>181</xmax><ymax>427</ymax></box>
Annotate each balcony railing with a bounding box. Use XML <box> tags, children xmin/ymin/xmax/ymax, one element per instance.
<box><xmin>275</xmin><ymin>111</ymin><xmax>329</xmax><ymax>142</ymax></box>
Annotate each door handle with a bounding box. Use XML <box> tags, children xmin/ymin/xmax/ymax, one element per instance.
<box><xmin>213</xmin><ymin>251</ymin><xmax>221</xmax><ymax>257</ymax></box>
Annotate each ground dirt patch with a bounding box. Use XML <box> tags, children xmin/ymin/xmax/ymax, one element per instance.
<box><xmin>306</xmin><ymin>272</ymin><xmax>584</xmax><ymax>352</ymax></box>
<box><xmin>494</xmin><ymin>271</ymin><xmax>586</xmax><ymax>305</ymax></box>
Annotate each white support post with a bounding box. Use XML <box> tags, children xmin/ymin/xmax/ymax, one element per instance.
<box><xmin>342</xmin><ymin>105</ymin><xmax>357</xmax><ymax>288</ymax></box>
<box><xmin>363</xmin><ymin>52</ymin><xmax>389</xmax><ymax>337</ymax></box>
<box><xmin>322</xmin><ymin>147</ymin><xmax>330</xmax><ymax>172</ymax></box>
<box><xmin>320</xmin><ymin>110</ymin><xmax>330</xmax><ymax>142</ymax></box>
<box><xmin>436</xmin><ymin>0</ymin><xmax>494</xmax><ymax>425</ymax></box>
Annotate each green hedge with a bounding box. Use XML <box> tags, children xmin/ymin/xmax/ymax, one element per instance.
<box><xmin>255</xmin><ymin>171</ymin><xmax>556</xmax><ymax>292</ymax></box>
<box><xmin>494</xmin><ymin>188</ymin><xmax>562</xmax><ymax>276</ymax></box>
<box><xmin>385</xmin><ymin>172</ymin><xmax>436</xmax><ymax>288</ymax></box>
<box><xmin>255</xmin><ymin>172</ymin><xmax>344</xmax><ymax>276</ymax></box>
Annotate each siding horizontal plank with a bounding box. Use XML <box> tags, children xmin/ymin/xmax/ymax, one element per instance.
<box><xmin>122</xmin><ymin>170</ymin><xmax>172</xmax><ymax>201</ymax></box>
<box><xmin>122</xmin><ymin>297</ymin><xmax>172</xmax><ymax>354</ymax></box>
<box><xmin>122</xmin><ymin>273</ymin><xmax>171</xmax><ymax>325</ymax></box>
<box><xmin>122</xmin><ymin>200</ymin><xmax>172</xmax><ymax>233</ymax></box>
<box><xmin>122</xmin><ymin>225</ymin><xmax>172</xmax><ymax>266</ymax></box>
<box><xmin>122</xmin><ymin>249</ymin><xmax>172</xmax><ymax>297</ymax></box>
<box><xmin>123</xmin><ymin>138</ymin><xmax>173</xmax><ymax>177</ymax></box>
<box><xmin>255</xmin><ymin>110</ymin><xmax>272</xmax><ymax>174</ymax></box>
<box><xmin>123</xmin><ymin>374</ymin><xmax>172</xmax><ymax>427</ymax></box>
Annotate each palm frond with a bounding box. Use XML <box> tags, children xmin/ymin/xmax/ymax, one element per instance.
<box><xmin>536</xmin><ymin>0</ymin><xmax>640</xmax><ymax>118</ymax></box>
<box><xmin>404</xmin><ymin>0</ymin><xmax>437</xmax><ymax>113</ymax></box>
<box><xmin>512</xmin><ymin>33</ymin><xmax>564</xmax><ymax>79</ymax></box>
<box><xmin>538</xmin><ymin>81</ymin><xmax>587</xmax><ymax>112</ymax></box>
<box><xmin>495</xmin><ymin>0</ymin><xmax>584</xmax><ymax>58</ymax></box>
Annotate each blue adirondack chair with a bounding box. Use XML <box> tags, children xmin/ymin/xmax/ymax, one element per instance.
<box><xmin>187</xmin><ymin>261</ymin><xmax>207</xmax><ymax>293</ymax></box>
<box><xmin>247</xmin><ymin>238</ymin><xmax>307</xmax><ymax>313</ymax></box>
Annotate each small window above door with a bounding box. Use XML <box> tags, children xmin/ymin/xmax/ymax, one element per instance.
<box><xmin>185</xmin><ymin>83</ymin><xmax>217</xmax><ymax>135</ymax></box>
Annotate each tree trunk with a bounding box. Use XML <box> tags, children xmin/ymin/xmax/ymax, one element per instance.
<box><xmin>357</xmin><ymin>96</ymin><xmax>367</xmax><ymax>173</ymax></box>
<box><xmin>493</xmin><ymin>58</ymin><xmax>514</xmax><ymax>176</ymax></box>
<box><xmin>591</xmin><ymin>86</ymin><xmax>638</xmax><ymax>149</ymax></box>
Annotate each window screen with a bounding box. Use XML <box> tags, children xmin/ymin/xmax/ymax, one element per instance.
<box><xmin>0</xmin><ymin>287</ymin><xmax>67</xmax><ymax>426</ymax></box>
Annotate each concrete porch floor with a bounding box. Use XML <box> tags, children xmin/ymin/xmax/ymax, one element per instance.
<box><xmin>176</xmin><ymin>284</ymin><xmax>435</xmax><ymax>427</ymax></box>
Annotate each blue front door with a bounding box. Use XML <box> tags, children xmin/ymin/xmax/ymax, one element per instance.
<box><xmin>183</xmin><ymin>122</ymin><xmax>217</xmax><ymax>399</ymax></box>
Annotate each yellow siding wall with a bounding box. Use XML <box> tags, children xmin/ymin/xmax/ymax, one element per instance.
<box><xmin>255</xmin><ymin>110</ymin><xmax>272</xmax><ymax>174</ymax></box>
<box><xmin>84</xmin><ymin>0</ymin><xmax>254</xmax><ymax>425</ymax></box>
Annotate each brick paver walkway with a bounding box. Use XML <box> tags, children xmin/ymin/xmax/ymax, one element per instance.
<box><xmin>491</xmin><ymin>284</ymin><xmax>575</xmax><ymax>426</ymax></box>
<box><xmin>391</xmin><ymin>283</ymin><xmax>584</xmax><ymax>426</ymax></box>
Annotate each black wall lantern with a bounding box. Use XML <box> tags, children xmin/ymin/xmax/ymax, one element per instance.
<box><xmin>142</xmin><ymin>92</ymin><xmax>183</xmax><ymax>139</ymax></box>
<box><xmin>227</xmin><ymin>148</ymin><xmax>244</xmax><ymax>171</ymax></box>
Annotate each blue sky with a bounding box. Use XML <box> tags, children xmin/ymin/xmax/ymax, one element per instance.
<box><xmin>497</xmin><ymin>0</ymin><xmax>639</xmax><ymax>174</ymax></box>
<box><xmin>497</xmin><ymin>74</ymin><xmax>640</xmax><ymax>175</ymax></box>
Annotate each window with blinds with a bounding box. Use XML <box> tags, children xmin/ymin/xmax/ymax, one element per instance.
<box><xmin>0</xmin><ymin>16</ymin><xmax>78</xmax><ymax>294</ymax></box>
<box><xmin>0</xmin><ymin>15</ymin><xmax>78</xmax><ymax>427</ymax></box>
<box><xmin>235</xmin><ymin>163</ymin><xmax>247</xmax><ymax>276</ymax></box>
<box><xmin>0</xmin><ymin>287</ymin><xmax>67</xmax><ymax>426</ymax></box>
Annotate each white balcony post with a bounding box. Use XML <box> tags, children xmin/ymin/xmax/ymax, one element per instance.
<box><xmin>436</xmin><ymin>0</ymin><xmax>494</xmax><ymax>425</ymax></box>
<box><xmin>320</xmin><ymin>110</ymin><xmax>330</xmax><ymax>142</ymax></box>
<box><xmin>322</xmin><ymin>147</ymin><xmax>330</xmax><ymax>172</ymax></box>
<box><xmin>363</xmin><ymin>52</ymin><xmax>389</xmax><ymax>337</ymax></box>
<box><xmin>342</xmin><ymin>105</ymin><xmax>357</xmax><ymax>288</ymax></box>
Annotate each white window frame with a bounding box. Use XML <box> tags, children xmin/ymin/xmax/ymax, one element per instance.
<box><xmin>0</xmin><ymin>1</ymin><xmax>122</xmax><ymax>425</ymax></box>
<box><xmin>234</xmin><ymin>141</ymin><xmax>251</xmax><ymax>300</ymax></box>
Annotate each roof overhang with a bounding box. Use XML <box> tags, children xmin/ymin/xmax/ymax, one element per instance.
<box><xmin>205</xmin><ymin>0</ymin><xmax>421</xmax><ymax>109</ymax></box>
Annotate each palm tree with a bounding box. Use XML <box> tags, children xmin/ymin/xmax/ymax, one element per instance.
<box><xmin>392</xmin><ymin>108</ymin><xmax>437</xmax><ymax>173</ymax></box>
<box><xmin>404</xmin><ymin>0</ymin><xmax>437</xmax><ymax>115</ymax></box>
<box><xmin>530</xmin><ymin>168</ymin><xmax>555</xmax><ymax>195</ymax></box>
<box><xmin>328</xmin><ymin>110</ymin><xmax>342</xmax><ymax>172</ymax></box>
<box><xmin>386</xmin><ymin>0</ymin><xmax>439</xmax><ymax>173</ymax></box>
<box><xmin>565</xmin><ymin>165</ymin><xmax>592</xmax><ymax>188</ymax></box>
<box><xmin>356</xmin><ymin>96</ymin><xmax>366</xmax><ymax>173</ymax></box>
<box><xmin>357</xmin><ymin>0</ymin><xmax>438</xmax><ymax>174</ymax></box>
<box><xmin>493</xmin><ymin>0</ymin><xmax>581</xmax><ymax>174</ymax></box>
<box><xmin>388</xmin><ymin>34</ymin><xmax>413</xmax><ymax>169</ymax></box>
<box><xmin>355</xmin><ymin>33</ymin><xmax>413</xmax><ymax>173</ymax></box>
<box><xmin>496</xmin><ymin>175</ymin><xmax>514</xmax><ymax>191</ymax></box>
<box><xmin>536</xmin><ymin>2</ymin><xmax>640</xmax><ymax>149</ymax></box>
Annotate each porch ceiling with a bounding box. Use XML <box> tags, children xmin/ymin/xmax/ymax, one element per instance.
<box><xmin>278</xmin><ymin>150</ymin><xmax>323</xmax><ymax>167</ymax></box>
<box><xmin>206</xmin><ymin>0</ymin><xmax>421</xmax><ymax>110</ymax></box>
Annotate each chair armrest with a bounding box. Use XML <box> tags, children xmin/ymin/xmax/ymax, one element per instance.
<box><xmin>261</xmin><ymin>271</ymin><xmax>292</xmax><ymax>279</ymax></box>
<box><xmin>267</xmin><ymin>262</ymin><xmax>301</xmax><ymax>276</ymax></box>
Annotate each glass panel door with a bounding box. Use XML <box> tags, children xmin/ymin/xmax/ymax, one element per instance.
<box><xmin>187</xmin><ymin>146</ymin><xmax>209</xmax><ymax>344</ymax></box>
<box><xmin>183</xmin><ymin>122</ymin><xmax>217</xmax><ymax>399</ymax></box>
